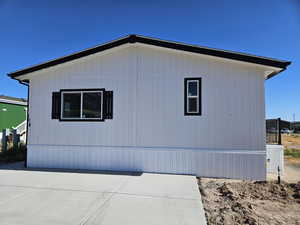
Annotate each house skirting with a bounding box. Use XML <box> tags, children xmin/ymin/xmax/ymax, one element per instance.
<box><xmin>27</xmin><ymin>144</ymin><xmax>266</xmax><ymax>180</ymax></box>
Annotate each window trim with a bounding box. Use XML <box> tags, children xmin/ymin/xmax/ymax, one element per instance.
<box><xmin>59</xmin><ymin>88</ymin><xmax>105</xmax><ymax>122</ymax></box>
<box><xmin>184</xmin><ymin>78</ymin><xmax>201</xmax><ymax>116</ymax></box>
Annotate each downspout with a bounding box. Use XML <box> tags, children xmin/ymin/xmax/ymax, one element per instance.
<box><xmin>16</xmin><ymin>79</ymin><xmax>29</xmax><ymax>168</ymax></box>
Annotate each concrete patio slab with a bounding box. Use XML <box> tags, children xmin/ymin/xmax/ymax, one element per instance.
<box><xmin>0</xmin><ymin>162</ymin><xmax>206</xmax><ymax>225</ymax></box>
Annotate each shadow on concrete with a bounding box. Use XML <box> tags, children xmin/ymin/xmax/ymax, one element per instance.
<box><xmin>0</xmin><ymin>161</ymin><xmax>143</xmax><ymax>176</ymax></box>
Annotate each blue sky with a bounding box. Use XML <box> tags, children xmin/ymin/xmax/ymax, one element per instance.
<box><xmin>1</xmin><ymin>0</ymin><xmax>299</xmax><ymax>121</ymax></box>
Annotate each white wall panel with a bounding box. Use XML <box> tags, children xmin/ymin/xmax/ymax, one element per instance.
<box><xmin>26</xmin><ymin>44</ymin><xmax>267</xmax><ymax>180</ymax></box>
<box><xmin>135</xmin><ymin>45</ymin><xmax>265</xmax><ymax>150</ymax></box>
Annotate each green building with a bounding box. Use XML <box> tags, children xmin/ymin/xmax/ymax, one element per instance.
<box><xmin>0</xmin><ymin>95</ymin><xmax>27</xmax><ymax>131</ymax></box>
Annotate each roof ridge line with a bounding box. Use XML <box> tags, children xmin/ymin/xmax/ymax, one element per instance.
<box><xmin>8</xmin><ymin>34</ymin><xmax>291</xmax><ymax>79</ymax></box>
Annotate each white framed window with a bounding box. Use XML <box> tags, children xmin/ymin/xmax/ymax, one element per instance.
<box><xmin>184</xmin><ymin>78</ymin><xmax>201</xmax><ymax>116</ymax></box>
<box><xmin>60</xmin><ymin>89</ymin><xmax>104</xmax><ymax>121</ymax></box>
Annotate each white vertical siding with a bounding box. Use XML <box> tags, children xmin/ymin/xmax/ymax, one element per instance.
<box><xmin>26</xmin><ymin>44</ymin><xmax>267</xmax><ymax>180</ymax></box>
<box><xmin>28</xmin><ymin>46</ymin><xmax>137</xmax><ymax>147</ymax></box>
<box><xmin>135</xmin><ymin>45</ymin><xmax>265</xmax><ymax>150</ymax></box>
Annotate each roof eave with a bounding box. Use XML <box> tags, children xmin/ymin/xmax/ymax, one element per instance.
<box><xmin>7</xmin><ymin>34</ymin><xmax>291</xmax><ymax>79</ymax></box>
<box><xmin>266</xmin><ymin>68</ymin><xmax>288</xmax><ymax>80</ymax></box>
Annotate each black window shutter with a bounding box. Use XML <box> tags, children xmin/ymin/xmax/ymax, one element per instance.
<box><xmin>104</xmin><ymin>91</ymin><xmax>113</xmax><ymax>119</ymax></box>
<box><xmin>52</xmin><ymin>92</ymin><xmax>61</xmax><ymax>119</ymax></box>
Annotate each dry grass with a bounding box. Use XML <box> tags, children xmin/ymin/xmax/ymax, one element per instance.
<box><xmin>286</xmin><ymin>156</ymin><xmax>300</xmax><ymax>164</ymax></box>
<box><xmin>282</xmin><ymin>134</ymin><xmax>300</xmax><ymax>149</ymax></box>
<box><xmin>281</xmin><ymin>134</ymin><xmax>300</xmax><ymax>160</ymax></box>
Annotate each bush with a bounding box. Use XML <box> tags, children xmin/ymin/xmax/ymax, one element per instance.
<box><xmin>285</xmin><ymin>148</ymin><xmax>300</xmax><ymax>158</ymax></box>
<box><xmin>0</xmin><ymin>145</ymin><xmax>27</xmax><ymax>163</ymax></box>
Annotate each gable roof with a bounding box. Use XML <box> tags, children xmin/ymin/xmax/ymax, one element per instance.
<box><xmin>8</xmin><ymin>34</ymin><xmax>291</xmax><ymax>80</ymax></box>
<box><xmin>0</xmin><ymin>95</ymin><xmax>27</xmax><ymax>106</ymax></box>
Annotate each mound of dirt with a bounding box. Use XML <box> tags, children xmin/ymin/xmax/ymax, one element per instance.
<box><xmin>199</xmin><ymin>178</ymin><xmax>300</xmax><ymax>225</ymax></box>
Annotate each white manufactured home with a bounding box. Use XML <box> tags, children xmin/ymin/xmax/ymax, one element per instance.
<box><xmin>8</xmin><ymin>35</ymin><xmax>291</xmax><ymax>180</ymax></box>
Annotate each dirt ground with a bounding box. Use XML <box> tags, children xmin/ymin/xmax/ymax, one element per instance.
<box><xmin>199</xmin><ymin>178</ymin><xmax>300</xmax><ymax>225</ymax></box>
<box><xmin>200</xmin><ymin>144</ymin><xmax>300</xmax><ymax>225</ymax></box>
<box><xmin>267</xmin><ymin>157</ymin><xmax>300</xmax><ymax>183</ymax></box>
